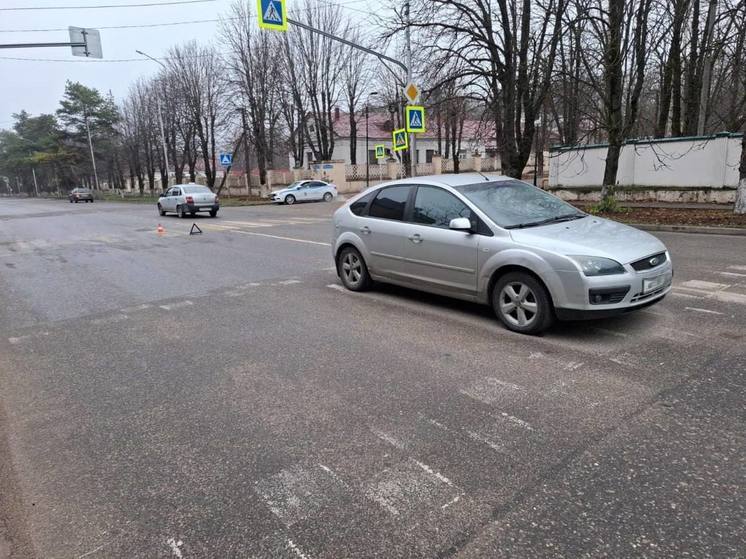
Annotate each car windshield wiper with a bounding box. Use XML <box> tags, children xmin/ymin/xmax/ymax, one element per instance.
<box><xmin>505</xmin><ymin>213</ymin><xmax>587</xmax><ymax>229</ymax></box>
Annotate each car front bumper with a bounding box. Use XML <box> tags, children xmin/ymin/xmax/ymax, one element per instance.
<box><xmin>552</xmin><ymin>258</ymin><xmax>673</xmax><ymax>320</ymax></box>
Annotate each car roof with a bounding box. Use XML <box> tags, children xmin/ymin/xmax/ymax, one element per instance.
<box><xmin>391</xmin><ymin>173</ymin><xmax>514</xmax><ymax>188</ymax></box>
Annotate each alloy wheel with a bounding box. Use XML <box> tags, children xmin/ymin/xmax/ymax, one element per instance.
<box><xmin>341</xmin><ymin>252</ymin><xmax>363</xmax><ymax>287</ymax></box>
<box><xmin>498</xmin><ymin>282</ymin><xmax>538</xmax><ymax>327</ymax></box>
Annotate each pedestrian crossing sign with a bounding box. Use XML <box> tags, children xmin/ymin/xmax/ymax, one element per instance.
<box><xmin>375</xmin><ymin>144</ymin><xmax>385</xmax><ymax>159</ymax></box>
<box><xmin>219</xmin><ymin>153</ymin><xmax>233</xmax><ymax>166</ymax></box>
<box><xmin>406</xmin><ymin>105</ymin><xmax>425</xmax><ymax>133</ymax></box>
<box><xmin>257</xmin><ymin>0</ymin><xmax>287</xmax><ymax>31</ymax></box>
<box><xmin>392</xmin><ymin>128</ymin><xmax>408</xmax><ymax>152</ymax></box>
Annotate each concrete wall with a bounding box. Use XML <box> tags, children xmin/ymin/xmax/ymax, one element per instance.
<box><xmin>549</xmin><ymin>133</ymin><xmax>743</xmax><ymax>189</ymax></box>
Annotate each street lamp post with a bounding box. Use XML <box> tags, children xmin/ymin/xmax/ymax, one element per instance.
<box><xmin>136</xmin><ymin>50</ymin><xmax>170</xmax><ymax>190</ymax></box>
<box><xmin>365</xmin><ymin>91</ymin><xmax>379</xmax><ymax>188</ymax></box>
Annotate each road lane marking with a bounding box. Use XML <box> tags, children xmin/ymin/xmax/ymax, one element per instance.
<box><xmin>159</xmin><ymin>300</ymin><xmax>193</xmax><ymax>311</ymax></box>
<box><xmin>370</xmin><ymin>427</ymin><xmax>406</xmax><ymax>450</ymax></box>
<box><xmin>671</xmin><ymin>291</ymin><xmax>705</xmax><ymax>299</ymax></box>
<box><xmin>232</xmin><ymin>230</ymin><xmax>331</xmax><ymax>246</ymax></box>
<box><xmin>166</xmin><ymin>538</ymin><xmax>184</xmax><ymax>558</ymax></box>
<box><xmin>466</xmin><ymin>430</ymin><xmax>505</xmax><ymax>453</ymax></box>
<box><xmin>286</xmin><ymin>540</ymin><xmax>313</xmax><ymax>559</ymax></box>
<box><xmin>277</xmin><ymin>279</ymin><xmax>302</xmax><ymax>285</ymax></box>
<box><xmin>441</xmin><ymin>495</ymin><xmax>461</xmax><ymax>509</ymax></box>
<box><xmin>685</xmin><ymin>306</ymin><xmax>725</xmax><ymax>315</ymax></box>
<box><xmin>326</xmin><ymin>283</ymin><xmax>346</xmax><ymax>292</ymax></box>
<box><xmin>120</xmin><ymin>303</ymin><xmax>152</xmax><ymax>313</ymax></box>
<box><xmin>678</xmin><ymin>280</ymin><xmax>730</xmax><ymax>291</ymax></box>
<box><xmin>728</xmin><ymin>265</ymin><xmax>746</xmax><ymax>271</ymax></box>
<box><xmin>411</xmin><ymin>459</ymin><xmax>455</xmax><ymax>487</ymax></box>
<box><xmin>718</xmin><ymin>271</ymin><xmax>746</xmax><ymax>278</ymax></box>
<box><xmin>499</xmin><ymin>412</ymin><xmax>534</xmax><ymax>431</ymax></box>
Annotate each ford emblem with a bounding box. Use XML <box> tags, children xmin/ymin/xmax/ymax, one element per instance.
<box><xmin>649</xmin><ymin>257</ymin><xmax>659</xmax><ymax>266</ymax></box>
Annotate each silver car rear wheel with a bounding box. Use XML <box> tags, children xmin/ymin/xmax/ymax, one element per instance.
<box><xmin>323</xmin><ymin>192</ymin><xmax>333</xmax><ymax>202</ymax></box>
<box><xmin>337</xmin><ymin>247</ymin><xmax>371</xmax><ymax>291</ymax></box>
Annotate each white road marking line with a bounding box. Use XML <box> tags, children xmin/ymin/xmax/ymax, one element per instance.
<box><xmin>499</xmin><ymin>412</ymin><xmax>534</xmax><ymax>431</ymax></box>
<box><xmin>728</xmin><ymin>265</ymin><xmax>746</xmax><ymax>271</ymax></box>
<box><xmin>685</xmin><ymin>306</ymin><xmax>725</xmax><ymax>316</ymax></box>
<box><xmin>718</xmin><ymin>271</ymin><xmax>746</xmax><ymax>278</ymax></box>
<box><xmin>318</xmin><ymin>464</ymin><xmax>351</xmax><ymax>489</ymax></box>
<box><xmin>120</xmin><ymin>303</ymin><xmax>152</xmax><ymax>313</ymax></box>
<box><xmin>370</xmin><ymin>427</ymin><xmax>406</xmax><ymax>450</ymax></box>
<box><xmin>563</xmin><ymin>361</ymin><xmax>584</xmax><ymax>371</ymax></box>
<box><xmin>232</xmin><ymin>229</ymin><xmax>331</xmax><ymax>246</ymax></box>
<box><xmin>166</xmin><ymin>537</ymin><xmax>184</xmax><ymax>558</ymax></box>
<box><xmin>286</xmin><ymin>540</ymin><xmax>313</xmax><ymax>559</ymax></box>
<box><xmin>8</xmin><ymin>332</ymin><xmax>49</xmax><ymax>345</ymax></box>
<box><xmin>224</xmin><ymin>290</ymin><xmax>244</xmax><ymax>297</ymax></box>
<box><xmin>159</xmin><ymin>300</ymin><xmax>193</xmax><ymax>311</ymax></box>
<box><xmin>368</xmin><ymin>492</ymin><xmax>400</xmax><ymax>516</ymax></box>
<box><xmin>466</xmin><ymin>430</ymin><xmax>504</xmax><ymax>453</ymax></box>
<box><xmin>678</xmin><ymin>279</ymin><xmax>730</xmax><ymax>291</ymax></box>
<box><xmin>441</xmin><ymin>494</ymin><xmax>461</xmax><ymax>509</ymax></box>
<box><xmin>326</xmin><ymin>283</ymin><xmax>346</xmax><ymax>292</ymax></box>
<box><xmin>711</xmin><ymin>290</ymin><xmax>746</xmax><ymax>305</ymax></box>
<box><xmin>277</xmin><ymin>279</ymin><xmax>302</xmax><ymax>285</ymax></box>
<box><xmin>411</xmin><ymin>459</ymin><xmax>455</xmax><ymax>487</ymax></box>
<box><xmin>671</xmin><ymin>291</ymin><xmax>705</xmax><ymax>300</ymax></box>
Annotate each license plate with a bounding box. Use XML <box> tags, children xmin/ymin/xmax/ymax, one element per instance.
<box><xmin>643</xmin><ymin>272</ymin><xmax>670</xmax><ymax>294</ymax></box>
<box><xmin>201</xmin><ymin>206</ymin><xmax>211</xmax><ymax>210</ymax></box>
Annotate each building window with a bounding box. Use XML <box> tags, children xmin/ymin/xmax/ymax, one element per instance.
<box><xmin>426</xmin><ymin>149</ymin><xmax>435</xmax><ymax>163</ymax></box>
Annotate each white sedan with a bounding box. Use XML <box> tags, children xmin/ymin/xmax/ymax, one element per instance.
<box><xmin>269</xmin><ymin>180</ymin><xmax>337</xmax><ymax>205</ymax></box>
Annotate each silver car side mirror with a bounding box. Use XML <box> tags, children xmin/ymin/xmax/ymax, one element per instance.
<box><xmin>449</xmin><ymin>217</ymin><xmax>472</xmax><ymax>232</ymax></box>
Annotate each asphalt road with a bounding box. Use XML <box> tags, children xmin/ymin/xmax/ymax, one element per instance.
<box><xmin>0</xmin><ymin>198</ymin><xmax>743</xmax><ymax>559</ymax></box>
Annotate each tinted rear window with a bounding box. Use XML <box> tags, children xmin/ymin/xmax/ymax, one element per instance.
<box><xmin>368</xmin><ymin>186</ymin><xmax>410</xmax><ymax>221</ymax></box>
<box><xmin>349</xmin><ymin>190</ymin><xmax>376</xmax><ymax>216</ymax></box>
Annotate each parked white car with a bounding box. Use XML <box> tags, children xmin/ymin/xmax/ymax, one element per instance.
<box><xmin>269</xmin><ymin>180</ymin><xmax>337</xmax><ymax>205</ymax></box>
<box><xmin>158</xmin><ymin>184</ymin><xmax>219</xmax><ymax>218</ymax></box>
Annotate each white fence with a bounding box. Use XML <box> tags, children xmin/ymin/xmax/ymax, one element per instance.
<box><xmin>549</xmin><ymin>132</ymin><xmax>743</xmax><ymax>189</ymax></box>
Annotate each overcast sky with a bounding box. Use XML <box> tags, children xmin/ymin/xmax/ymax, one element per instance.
<box><xmin>0</xmin><ymin>0</ymin><xmax>374</xmax><ymax>129</ymax></box>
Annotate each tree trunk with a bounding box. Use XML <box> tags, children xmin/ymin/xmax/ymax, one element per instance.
<box><xmin>735</xmin><ymin>134</ymin><xmax>746</xmax><ymax>214</ymax></box>
<box><xmin>601</xmin><ymin>0</ymin><xmax>625</xmax><ymax>200</ymax></box>
<box><xmin>349</xmin><ymin>111</ymin><xmax>357</xmax><ymax>165</ymax></box>
<box><xmin>683</xmin><ymin>0</ymin><xmax>701</xmax><ymax>135</ymax></box>
<box><xmin>697</xmin><ymin>0</ymin><xmax>719</xmax><ymax>135</ymax></box>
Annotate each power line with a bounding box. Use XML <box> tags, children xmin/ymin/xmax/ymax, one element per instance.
<box><xmin>0</xmin><ymin>0</ymin><xmax>215</xmax><ymax>11</ymax></box>
<box><xmin>0</xmin><ymin>18</ymin><xmax>225</xmax><ymax>33</ymax></box>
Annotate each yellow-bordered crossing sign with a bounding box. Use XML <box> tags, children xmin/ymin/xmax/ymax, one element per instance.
<box><xmin>374</xmin><ymin>144</ymin><xmax>386</xmax><ymax>158</ymax></box>
<box><xmin>392</xmin><ymin>129</ymin><xmax>408</xmax><ymax>151</ymax></box>
<box><xmin>405</xmin><ymin>106</ymin><xmax>425</xmax><ymax>133</ymax></box>
<box><xmin>257</xmin><ymin>0</ymin><xmax>287</xmax><ymax>31</ymax></box>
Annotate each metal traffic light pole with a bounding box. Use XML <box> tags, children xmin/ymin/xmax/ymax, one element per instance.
<box><xmin>285</xmin><ymin>17</ymin><xmax>415</xmax><ymax>176</ymax></box>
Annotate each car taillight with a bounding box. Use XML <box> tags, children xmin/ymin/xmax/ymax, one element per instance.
<box><xmin>186</xmin><ymin>196</ymin><xmax>194</xmax><ymax>204</ymax></box>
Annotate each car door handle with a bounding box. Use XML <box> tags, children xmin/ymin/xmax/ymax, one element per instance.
<box><xmin>360</xmin><ymin>226</ymin><xmax>371</xmax><ymax>235</ymax></box>
<box><xmin>408</xmin><ymin>233</ymin><xmax>423</xmax><ymax>244</ymax></box>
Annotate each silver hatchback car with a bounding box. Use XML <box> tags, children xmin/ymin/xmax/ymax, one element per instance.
<box><xmin>331</xmin><ymin>174</ymin><xmax>673</xmax><ymax>334</ymax></box>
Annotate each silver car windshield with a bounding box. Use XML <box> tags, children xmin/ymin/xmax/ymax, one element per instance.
<box><xmin>455</xmin><ymin>180</ymin><xmax>586</xmax><ymax>229</ymax></box>
<box><xmin>182</xmin><ymin>186</ymin><xmax>212</xmax><ymax>194</ymax></box>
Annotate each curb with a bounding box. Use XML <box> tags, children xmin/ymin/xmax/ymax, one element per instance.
<box><xmin>632</xmin><ymin>223</ymin><xmax>746</xmax><ymax>236</ymax></box>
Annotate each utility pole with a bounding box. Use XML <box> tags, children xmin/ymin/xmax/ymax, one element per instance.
<box><xmin>84</xmin><ymin>113</ymin><xmax>101</xmax><ymax>190</ymax></box>
<box><xmin>405</xmin><ymin>0</ymin><xmax>415</xmax><ymax>177</ymax></box>
<box><xmin>365</xmin><ymin>91</ymin><xmax>379</xmax><ymax>188</ymax></box>
<box><xmin>239</xmin><ymin>107</ymin><xmax>253</xmax><ymax>196</ymax></box>
<box><xmin>136</xmin><ymin>50</ymin><xmax>171</xmax><ymax>189</ymax></box>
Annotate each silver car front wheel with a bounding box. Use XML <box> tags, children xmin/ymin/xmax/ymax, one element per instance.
<box><xmin>492</xmin><ymin>272</ymin><xmax>554</xmax><ymax>335</ymax></box>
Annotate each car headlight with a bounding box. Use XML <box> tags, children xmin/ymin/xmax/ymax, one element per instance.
<box><xmin>568</xmin><ymin>255</ymin><xmax>626</xmax><ymax>276</ymax></box>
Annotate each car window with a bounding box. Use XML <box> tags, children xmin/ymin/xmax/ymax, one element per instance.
<box><xmin>172</xmin><ymin>189</ymin><xmax>181</xmax><ymax>196</ymax></box>
<box><xmin>183</xmin><ymin>186</ymin><xmax>211</xmax><ymax>194</ymax></box>
<box><xmin>368</xmin><ymin>185</ymin><xmax>410</xmax><ymax>221</ymax></box>
<box><xmin>349</xmin><ymin>190</ymin><xmax>377</xmax><ymax>216</ymax></box>
<box><xmin>412</xmin><ymin>186</ymin><xmax>470</xmax><ymax>228</ymax></box>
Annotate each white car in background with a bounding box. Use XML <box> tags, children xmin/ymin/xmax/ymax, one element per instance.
<box><xmin>269</xmin><ymin>180</ymin><xmax>337</xmax><ymax>205</ymax></box>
